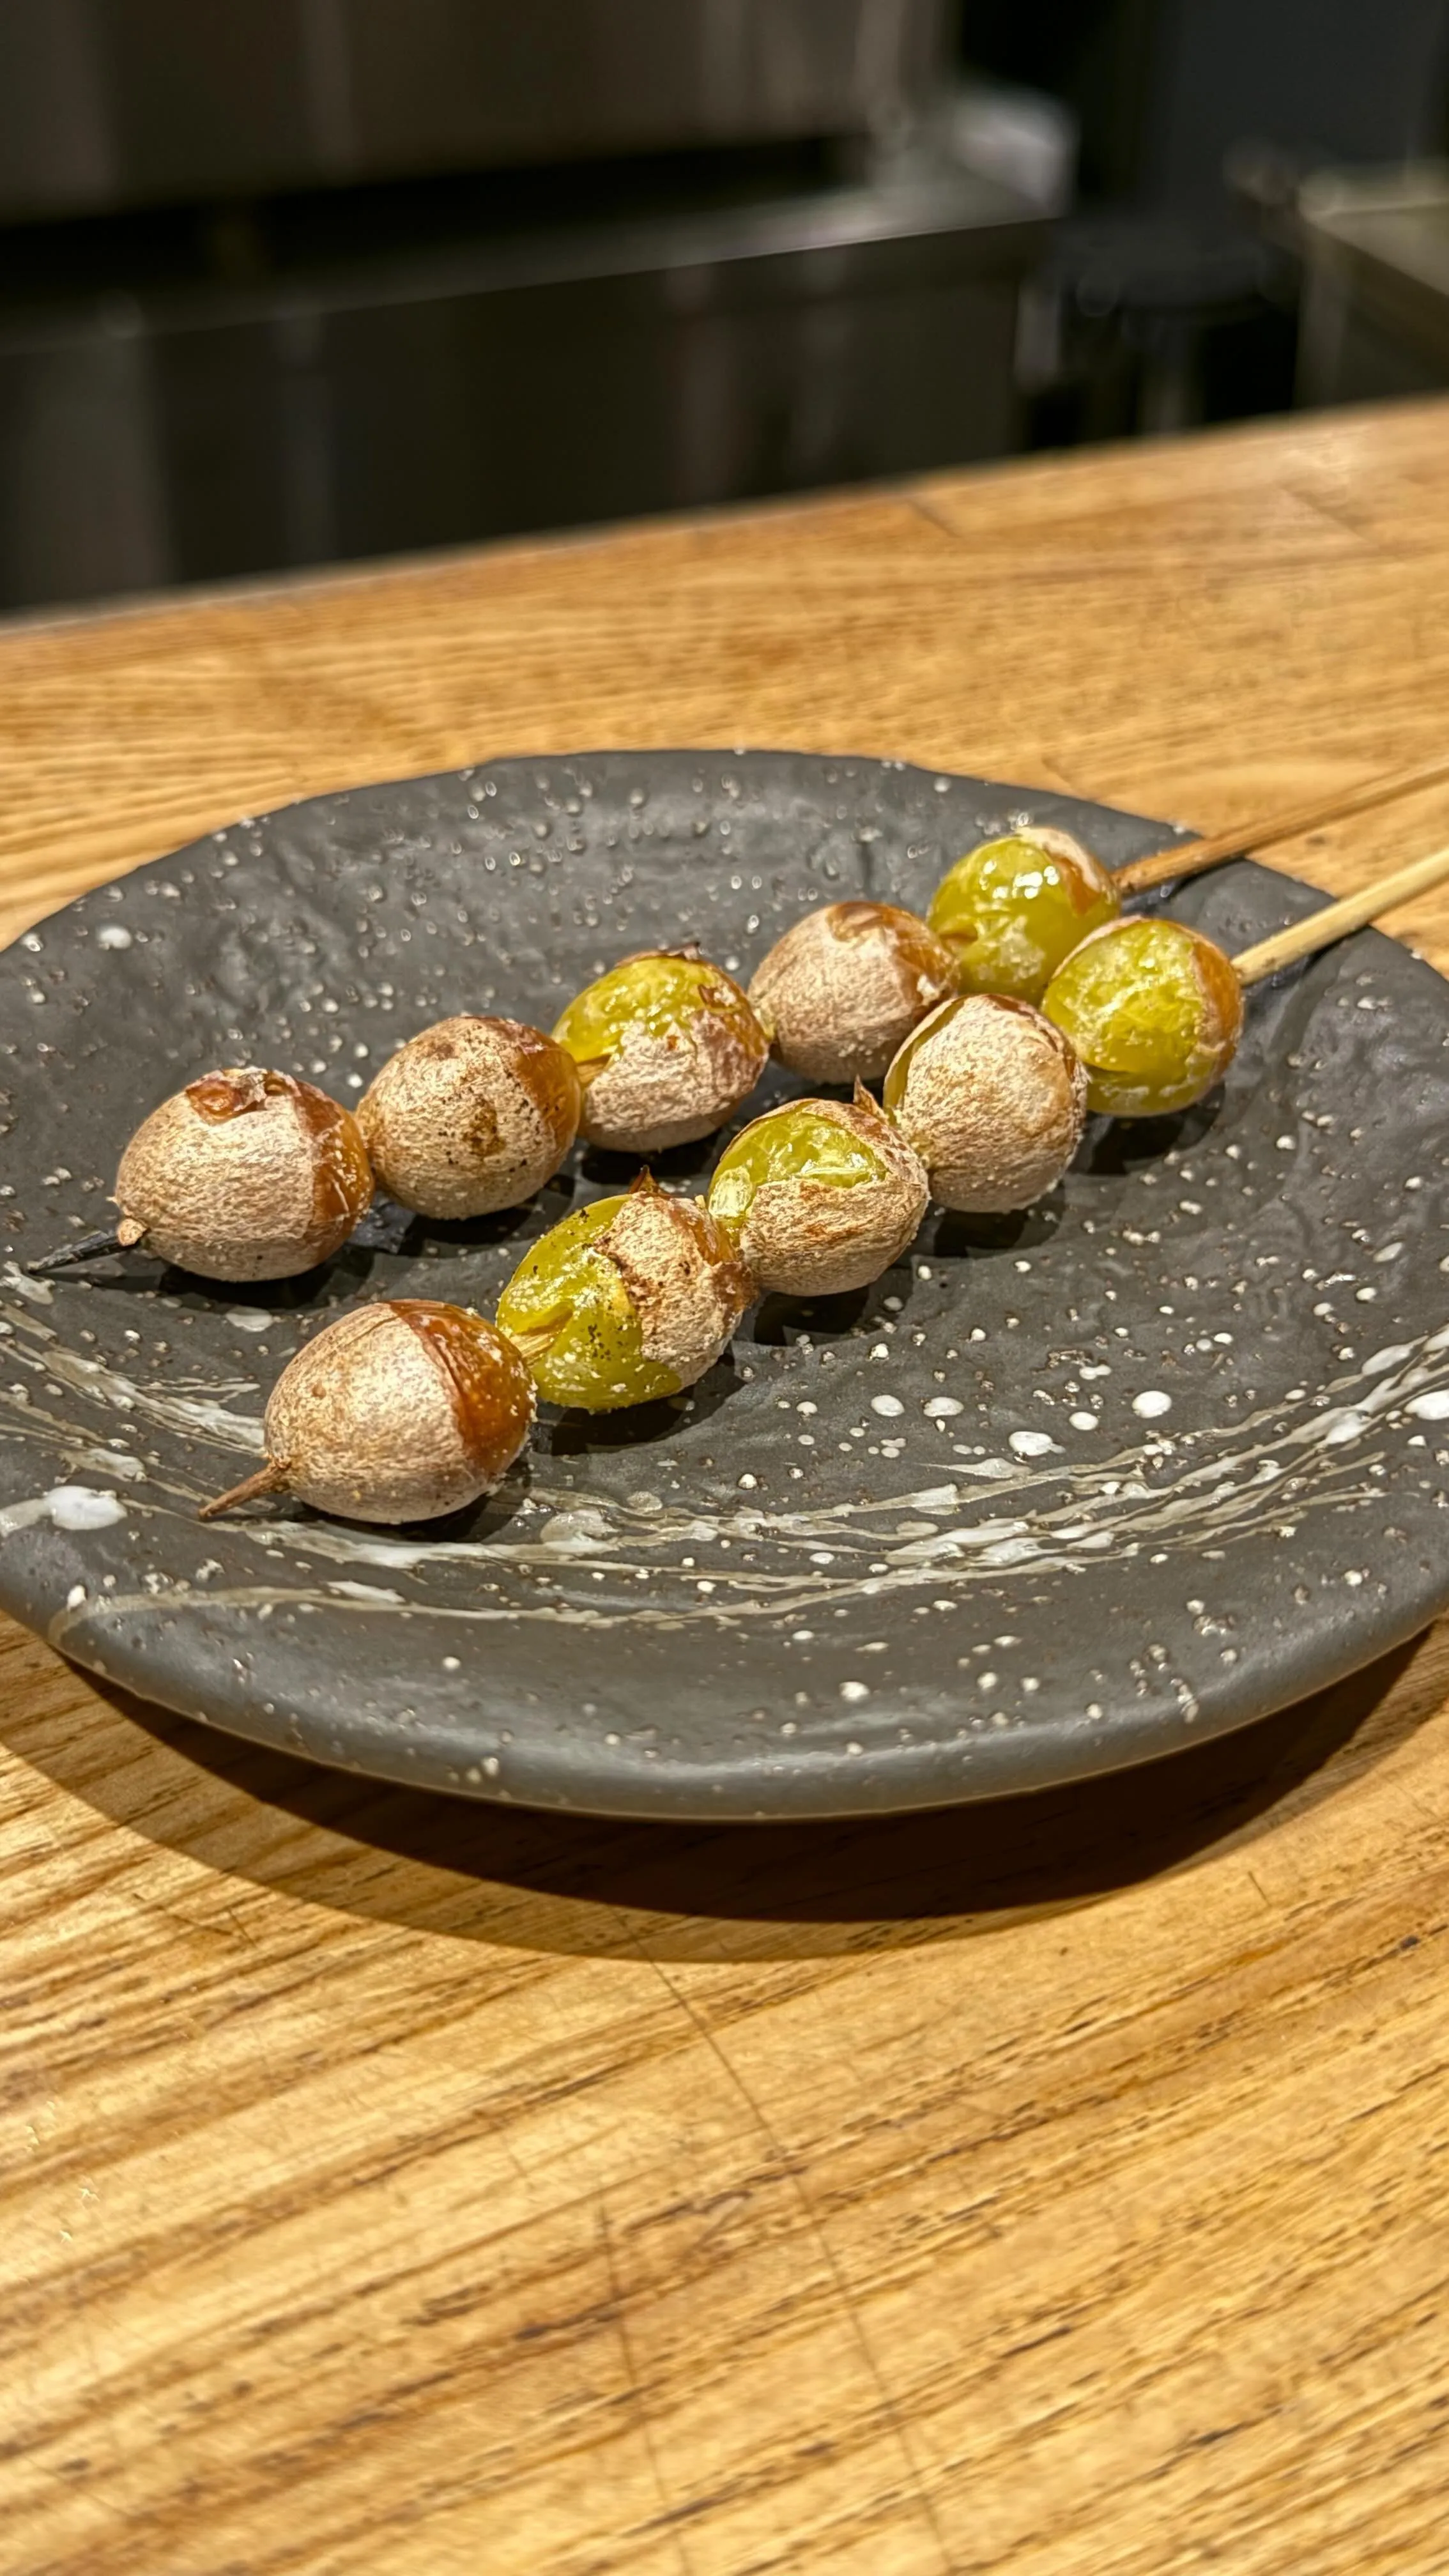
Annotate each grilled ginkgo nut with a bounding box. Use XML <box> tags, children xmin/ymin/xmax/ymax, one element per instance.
<box><xmin>708</xmin><ymin>1085</ymin><xmax>928</xmax><ymax>1296</ymax></box>
<box><xmin>114</xmin><ymin>1068</ymin><xmax>373</xmax><ymax>1280</ymax></box>
<box><xmin>201</xmin><ymin>1300</ymin><xmax>534</xmax><ymax>1523</ymax></box>
<box><xmin>358</xmin><ymin>1015</ymin><xmax>581</xmax><ymax>1217</ymax></box>
<box><xmin>496</xmin><ymin>1173</ymin><xmax>753</xmax><ymax>1411</ymax></box>
<box><xmin>884</xmin><ymin>994</ymin><xmax>1088</xmax><ymax>1213</ymax></box>
<box><xmin>553</xmin><ymin>950</ymin><xmax>768</xmax><ymax>1153</ymax></box>
<box><xmin>747</xmin><ymin>901</ymin><xmax>957</xmax><ymax>1085</ymax></box>
<box><xmin>928</xmin><ymin>828</ymin><xmax>1119</xmax><ymax>1004</ymax></box>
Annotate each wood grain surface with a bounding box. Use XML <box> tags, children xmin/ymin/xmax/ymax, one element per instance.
<box><xmin>4</xmin><ymin>400</ymin><xmax>1449</xmax><ymax>2576</ymax></box>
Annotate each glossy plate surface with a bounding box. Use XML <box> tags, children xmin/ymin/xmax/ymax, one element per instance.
<box><xmin>1</xmin><ymin>751</ymin><xmax>1446</xmax><ymax>1818</ymax></box>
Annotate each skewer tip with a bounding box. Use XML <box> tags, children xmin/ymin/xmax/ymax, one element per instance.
<box><xmin>24</xmin><ymin>1225</ymin><xmax>128</xmax><ymax>1276</ymax></box>
<box><xmin>198</xmin><ymin>1460</ymin><xmax>287</xmax><ymax>1522</ymax></box>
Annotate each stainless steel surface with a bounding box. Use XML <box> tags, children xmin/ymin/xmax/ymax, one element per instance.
<box><xmin>0</xmin><ymin>0</ymin><xmax>953</xmax><ymax>221</ymax></box>
<box><xmin>0</xmin><ymin>168</ymin><xmax>1046</xmax><ymax>610</ymax></box>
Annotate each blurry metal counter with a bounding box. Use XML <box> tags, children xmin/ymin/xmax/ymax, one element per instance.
<box><xmin>0</xmin><ymin>0</ymin><xmax>952</xmax><ymax>218</ymax></box>
<box><xmin>0</xmin><ymin>161</ymin><xmax>1045</xmax><ymax>611</ymax></box>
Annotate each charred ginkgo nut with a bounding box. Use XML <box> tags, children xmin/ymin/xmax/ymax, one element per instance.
<box><xmin>553</xmin><ymin>952</ymin><xmax>768</xmax><ymax>1153</ymax></box>
<box><xmin>1042</xmin><ymin>916</ymin><xmax>1244</xmax><ymax>1118</ymax></box>
<box><xmin>707</xmin><ymin>1091</ymin><xmax>928</xmax><ymax>1298</ymax></box>
<box><xmin>496</xmin><ymin>1176</ymin><xmax>752</xmax><ymax>1411</ymax></box>
<box><xmin>747</xmin><ymin>901</ymin><xmax>957</xmax><ymax>1085</ymax></box>
<box><xmin>884</xmin><ymin>994</ymin><xmax>1087</xmax><ymax>1214</ymax></box>
<box><xmin>115</xmin><ymin>1068</ymin><xmax>372</xmax><ymax>1280</ymax></box>
<box><xmin>928</xmin><ymin>829</ymin><xmax>1119</xmax><ymax>1004</ymax></box>
<box><xmin>202</xmin><ymin>1300</ymin><xmax>533</xmax><ymax>1523</ymax></box>
<box><xmin>358</xmin><ymin>1015</ymin><xmax>581</xmax><ymax>1217</ymax></box>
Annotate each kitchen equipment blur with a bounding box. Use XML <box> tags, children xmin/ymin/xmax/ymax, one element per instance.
<box><xmin>0</xmin><ymin>1</ymin><xmax>952</xmax><ymax>217</ymax></box>
<box><xmin>1295</xmin><ymin>162</ymin><xmax>1449</xmax><ymax>403</ymax></box>
<box><xmin>0</xmin><ymin>0</ymin><xmax>1058</xmax><ymax>611</ymax></box>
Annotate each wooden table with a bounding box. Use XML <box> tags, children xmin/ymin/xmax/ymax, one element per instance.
<box><xmin>4</xmin><ymin>400</ymin><xmax>1449</xmax><ymax>2576</ymax></box>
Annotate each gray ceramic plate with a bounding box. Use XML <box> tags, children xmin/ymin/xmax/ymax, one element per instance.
<box><xmin>1</xmin><ymin>751</ymin><xmax>1447</xmax><ymax>1819</ymax></box>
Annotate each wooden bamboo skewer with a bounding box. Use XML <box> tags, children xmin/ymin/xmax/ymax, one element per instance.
<box><xmin>1116</xmin><ymin>749</ymin><xmax>1449</xmax><ymax>897</ymax></box>
<box><xmin>1233</xmin><ymin>841</ymin><xmax>1449</xmax><ymax>986</ymax></box>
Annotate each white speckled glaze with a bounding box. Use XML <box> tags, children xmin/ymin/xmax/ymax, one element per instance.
<box><xmin>1</xmin><ymin>752</ymin><xmax>1446</xmax><ymax>1818</ymax></box>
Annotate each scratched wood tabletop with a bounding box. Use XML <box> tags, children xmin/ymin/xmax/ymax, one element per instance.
<box><xmin>4</xmin><ymin>399</ymin><xmax>1449</xmax><ymax>2576</ymax></box>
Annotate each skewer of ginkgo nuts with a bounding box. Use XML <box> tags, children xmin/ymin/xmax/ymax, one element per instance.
<box><xmin>29</xmin><ymin>1068</ymin><xmax>374</xmax><ymax>1282</ymax></box>
<box><xmin>489</xmin><ymin>852</ymin><xmax>1449</xmax><ymax>1440</ymax></box>
<box><xmin>39</xmin><ymin>759</ymin><xmax>1449</xmax><ymax>1280</ymax></box>
<box><xmin>915</xmin><ymin>750</ymin><xmax>1449</xmax><ymax>1011</ymax></box>
<box><xmin>92</xmin><ymin>839</ymin><xmax>1449</xmax><ymax>1525</ymax></box>
<box><xmin>753</xmin><ymin>750</ymin><xmax>1449</xmax><ymax>1054</ymax></box>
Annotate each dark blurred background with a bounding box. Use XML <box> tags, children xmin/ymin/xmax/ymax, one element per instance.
<box><xmin>2</xmin><ymin>0</ymin><xmax>1448</xmax><ymax>614</ymax></box>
